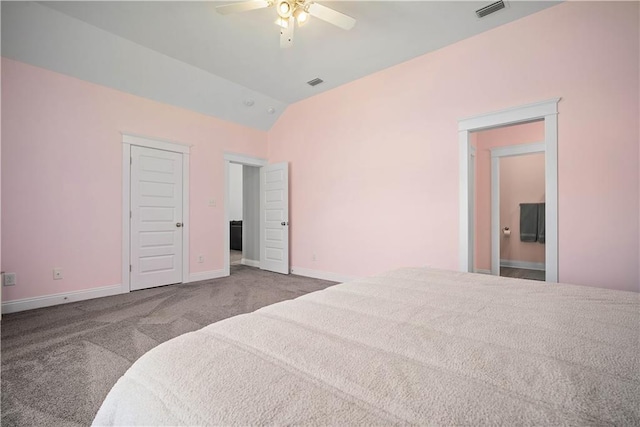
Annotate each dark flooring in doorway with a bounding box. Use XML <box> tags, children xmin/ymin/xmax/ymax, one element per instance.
<box><xmin>230</xmin><ymin>249</ymin><xmax>242</xmax><ymax>265</ymax></box>
<box><xmin>501</xmin><ymin>267</ymin><xmax>545</xmax><ymax>281</ymax></box>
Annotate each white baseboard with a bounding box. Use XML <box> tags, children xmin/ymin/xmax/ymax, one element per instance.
<box><xmin>474</xmin><ymin>269</ymin><xmax>492</xmax><ymax>275</ymax></box>
<box><xmin>241</xmin><ymin>258</ymin><xmax>260</xmax><ymax>268</ymax></box>
<box><xmin>2</xmin><ymin>284</ymin><xmax>125</xmax><ymax>314</ymax></box>
<box><xmin>290</xmin><ymin>267</ymin><xmax>359</xmax><ymax>283</ymax></box>
<box><xmin>500</xmin><ymin>259</ymin><xmax>546</xmax><ymax>271</ymax></box>
<box><xmin>188</xmin><ymin>269</ymin><xmax>226</xmax><ymax>283</ymax></box>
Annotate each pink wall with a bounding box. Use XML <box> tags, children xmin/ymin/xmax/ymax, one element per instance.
<box><xmin>1</xmin><ymin>58</ymin><xmax>267</xmax><ymax>302</ymax></box>
<box><xmin>268</xmin><ymin>2</ymin><xmax>640</xmax><ymax>292</ymax></box>
<box><xmin>499</xmin><ymin>153</ymin><xmax>545</xmax><ymax>264</ymax></box>
<box><xmin>474</xmin><ymin>121</ymin><xmax>545</xmax><ymax>271</ymax></box>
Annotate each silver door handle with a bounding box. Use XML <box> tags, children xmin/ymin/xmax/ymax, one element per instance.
<box><xmin>281</xmin><ymin>221</ymin><xmax>289</xmax><ymax>226</ymax></box>
<box><xmin>176</xmin><ymin>222</ymin><xmax>183</xmax><ymax>228</ymax></box>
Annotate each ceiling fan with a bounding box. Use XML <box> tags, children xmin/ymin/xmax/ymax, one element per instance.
<box><xmin>216</xmin><ymin>0</ymin><xmax>356</xmax><ymax>48</ymax></box>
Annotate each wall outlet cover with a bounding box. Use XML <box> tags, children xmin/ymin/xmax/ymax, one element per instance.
<box><xmin>53</xmin><ymin>268</ymin><xmax>63</xmax><ymax>280</ymax></box>
<box><xmin>2</xmin><ymin>273</ymin><xmax>17</xmax><ymax>286</ymax></box>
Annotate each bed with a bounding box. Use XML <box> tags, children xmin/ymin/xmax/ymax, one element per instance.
<box><xmin>93</xmin><ymin>268</ymin><xmax>640</xmax><ymax>426</ymax></box>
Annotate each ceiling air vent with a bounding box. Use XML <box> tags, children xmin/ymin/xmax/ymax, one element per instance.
<box><xmin>476</xmin><ymin>0</ymin><xmax>506</xmax><ymax>18</ymax></box>
<box><xmin>307</xmin><ymin>78</ymin><xmax>324</xmax><ymax>87</ymax></box>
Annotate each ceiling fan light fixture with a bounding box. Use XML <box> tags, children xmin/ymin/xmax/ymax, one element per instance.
<box><xmin>276</xmin><ymin>0</ymin><xmax>292</xmax><ymax>18</ymax></box>
<box><xmin>293</xmin><ymin>7</ymin><xmax>309</xmax><ymax>25</ymax></box>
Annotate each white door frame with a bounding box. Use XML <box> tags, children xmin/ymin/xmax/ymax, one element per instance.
<box><xmin>122</xmin><ymin>133</ymin><xmax>191</xmax><ymax>292</ymax></box>
<box><xmin>490</xmin><ymin>142</ymin><xmax>545</xmax><ymax>275</ymax></box>
<box><xmin>469</xmin><ymin>146</ymin><xmax>476</xmax><ymax>272</ymax></box>
<box><xmin>223</xmin><ymin>153</ymin><xmax>268</xmax><ymax>277</ymax></box>
<box><xmin>458</xmin><ymin>98</ymin><xmax>560</xmax><ymax>282</ymax></box>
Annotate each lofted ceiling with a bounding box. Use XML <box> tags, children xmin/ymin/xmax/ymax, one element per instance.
<box><xmin>3</xmin><ymin>1</ymin><xmax>561</xmax><ymax>130</ymax></box>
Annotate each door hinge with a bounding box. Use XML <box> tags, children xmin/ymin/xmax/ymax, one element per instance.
<box><xmin>129</xmin><ymin>265</ymin><xmax>132</xmax><ymax>272</ymax></box>
<box><xmin>130</xmin><ymin>211</ymin><xmax>132</xmax><ymax>219</ymax></box>
<box><xmin>130</xmin><ymin>157</ymin><xmax>133</xmax><ymax>165</ymax></box>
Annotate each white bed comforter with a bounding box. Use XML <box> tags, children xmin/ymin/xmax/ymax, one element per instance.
<box><xmin>93</xmin><ymin>268</ymin><xmax>640</xmax><ymax>426</ymax></box>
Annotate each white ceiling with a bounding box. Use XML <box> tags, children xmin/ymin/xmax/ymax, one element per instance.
<box><xmin>3</xmin><ymin>1</ymin><xmax>561</xmax><ymax>129</ymax></box>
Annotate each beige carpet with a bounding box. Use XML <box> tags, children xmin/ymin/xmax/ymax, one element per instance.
<box><xmin>1</xmin><ymin>265</ymin><xmax>335</xmax><ymax>426</ymax></box>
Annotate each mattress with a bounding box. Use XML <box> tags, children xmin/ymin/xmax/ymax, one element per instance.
<box><xmin>93</xmin><ymin>268</ymin><xmax>640</xmax><ymax>426</ymax></box>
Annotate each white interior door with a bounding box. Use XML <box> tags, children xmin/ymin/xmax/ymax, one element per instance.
<box><xmin>130</xmin><ymin>145</ymin><xmax>183</xmax><ymax>290</ymax></box>
<box><xmin>260</xmin><ymin>162</ymin><xmax>289</xmax><ymax>274</ymax></box>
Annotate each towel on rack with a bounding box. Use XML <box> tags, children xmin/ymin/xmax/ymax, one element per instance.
<box><xmin>520</xmin><ymin>203</ymin><xmax>538</xmax><ymax>242</ymax></box>
<box><xmin>537</xmin><ymin>203</ymin><xmax>546</xmax><ymax>244</ymax></box>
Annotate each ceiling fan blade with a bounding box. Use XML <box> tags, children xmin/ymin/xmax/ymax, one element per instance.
<box><xmin>216</xmin><ymin>0</ymin><xmax>271</xmax><ymax>15</ymax></box>
<box><xmin>307</xmin><ymin>2</ymin><xmax>356</xmax><ymax>31</ymax></box>
<box><xmin>280</xmin><ymin>16</ymin><xmax>294</xmax><ymax>48</ymax></box>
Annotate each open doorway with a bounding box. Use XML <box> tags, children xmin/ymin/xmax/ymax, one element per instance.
<box><xmin>228</xmin><ymin>163</ymin><xmax>244</xmax><ymax>267</ymax></box>
<box><xmin>471</xmin><ymin>120</ymin><xmax>546</xmax><ymax>281</ymax></box>
<box><xmin>223</xmin><ymin>153</ymin><xmax>268</xmax><ymax>276</ymax></box>
<box><xmin>497</xmin><ymin>152</ymin><xmax>545</xmax><ymax>280</ymax></box>
<box><xmin>227</xmin><ymin>162</ymin><xmax>261</xmax><ymax>274</ymax></box>
<box><xmin>459</xmin><ymin>98</ymin><xmax>559</xmax><ymax>282</ymax></box>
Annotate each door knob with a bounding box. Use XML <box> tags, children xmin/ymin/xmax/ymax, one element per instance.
<box><xmin>281</xmin><ymin>221</ymin><xmax>289</xmax><ymax>226</ymax></box>
<box><xmin>176</xmin><ymin>222</ymin><xmax>183</xmax><ymax>228</ymax></box>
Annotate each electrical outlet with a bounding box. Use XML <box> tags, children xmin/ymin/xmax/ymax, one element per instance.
<box><xmin>208</xmin><ymin>199</ymin><xmax>216</xmax><ymax>207</ymax></box>
<box><xmin>312</xmin><ymin>253</ymin><xmax>317</xmax><ymax>262</ymax></box>
<box><xmin>2</xmin><ymin>273</ymin><xmax>16</xmax><ymax>287</ymax></box>
<box><xmin>198</xmin><ymin>255</ymin><xmax>204</xmax><ymax>263</ymax></box>
<box><xmin>53</xmin><ymin>268</ymin><xmax>63</xmax><ymax>280</ymax></box>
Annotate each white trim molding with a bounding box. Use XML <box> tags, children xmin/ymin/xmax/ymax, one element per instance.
<box><xmin>290</xmin><ymin>267</ymin><xmax>360</xmax><ymax>284</ymax></box>
<box><xmin>490</xmin><ymin>142</ymin><xmax>545</xmax><ymax>158</ymax></box>
<box><xmin>223</xmin><ymin>153</ymin><xmax>268</xmax><ymax>277</ymax></box>
<box><xmin>458</xmin><ymin>129</ymin><xmax>471</xmax><ymax>272</ymax></box>
<box><xmin>459</xmin><ymin>98</ymin><xmax>560</xmax><ymax>132</ymax></box>
<box><xmin>2</xmin><ymin>284</ymin><xmax>124</xmax><ymax>314</ymax></box>
<box><xmin>122</xmin><ymin>133</ymin><xmax>191</xmax><ymax>153</ymax></box>
<box><xmin>459</xmin><ymin>98</ymin><xmax>560</xmax><ymax>283</ymax></box>
<box><xmin>544</xmin><ymin>114</ymin><xmax>559</xmax><ymax>282</ymax></box>
<box><xmin>241</xmin><ymin>258</ymin><xmax>261</xmax><ymax>268</ymax></box>
<box><xmin>122</xmin><ymin>134</ymin><xmax>191</xmax><ymax>291</ymax></box>
<box><xmin>223</xmin><ymin>152</ymin><xmax>268</xmax><ymax>167</ymax></box>
<box><xmin>469</xmin><ymin>146</ymin><xmax>476</xmax><ymax>272</ymax></box>
<box><xmin>500</xmin><ymin>260</ymin><xmax>546</xmax><ymax>271</ymax></box>
<box><xmin>188</xmin><ymin>269</ymin><xmax>227</xmax><ymax>283</ymax></box>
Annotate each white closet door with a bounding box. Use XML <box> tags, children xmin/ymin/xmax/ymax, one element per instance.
<box><xmin>130</xmin><ymin>146</ymin><xmax>183</xmax><ymax>290</ymax></box>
